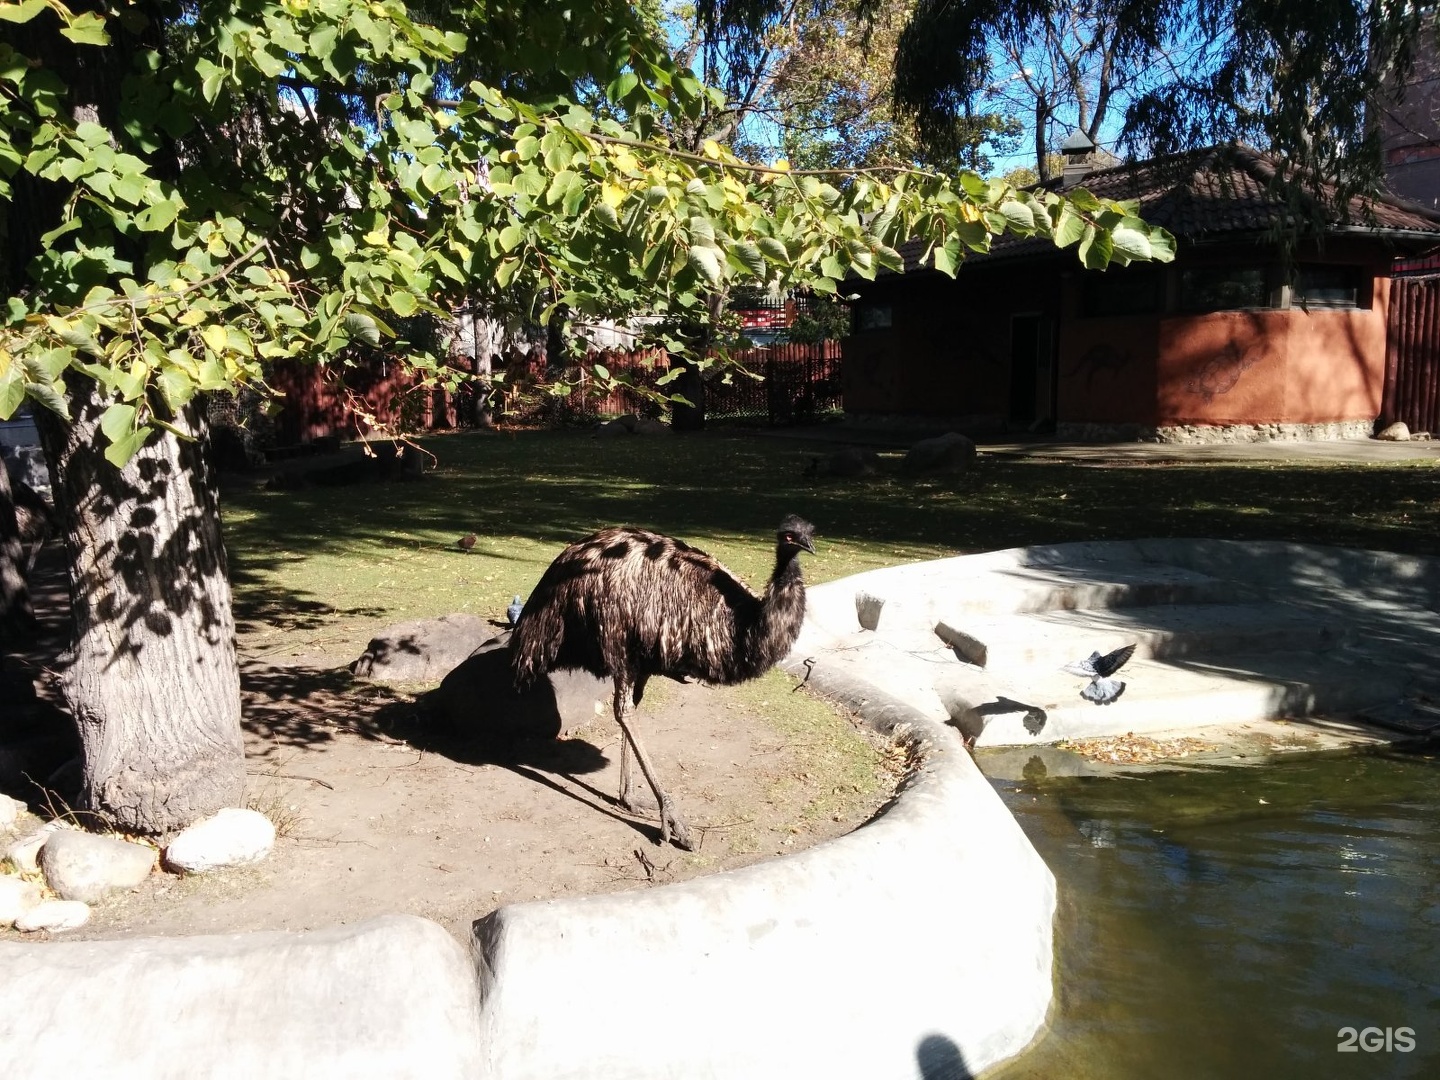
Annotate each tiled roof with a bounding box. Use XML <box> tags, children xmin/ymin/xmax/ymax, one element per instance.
<box><xmin>890</xmin><ymin>144</ymin><xmax>1440</xmax><ymax>275</ymax></box>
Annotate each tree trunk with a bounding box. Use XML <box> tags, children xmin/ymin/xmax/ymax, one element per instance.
<box><xmin>0</xmin><ymin>459</ymin><xmax>35</xmax><ymax>644</ymax></box>
<box><xmin>34</xmin><ymin>378</ymin><xmax>245</xmax><ymax>834</ymax></box>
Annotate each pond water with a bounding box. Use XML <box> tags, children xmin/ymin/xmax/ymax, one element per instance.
<box><xmin>984</xmin><ymin>749</ymin><xmax>1440</xmax><ymax>1079</ymax></box>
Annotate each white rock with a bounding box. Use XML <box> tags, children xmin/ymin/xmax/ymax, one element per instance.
<box><xmin>5</xmin><ymin>821</ymin><xmax>67</xmax><ymax>874</ymax></box>
<box><xmin>1377</xmin><ymin>420</ymin><xmax>1411</xmax><ymax>441</ymax></box>
<box><xmin>0</xmin><ymin>792</ymin><xmax>23</xmax><ymax>831</ymax></box>
<box><xmin>39</xmin><ymin>829</ymin><xmax>157</xmax><ymax>903</ymax></box>
<box><xmin>164</xmin><ymin>808</ymin><xmax>275</xmax><ymax>873</ymax></box>
<box><xmin>15</xmin><ymin>899</ymin><xmax>90</xmax><ymax>932</ymax></box>
<box><xmin>0</xmin><ymin>874</ymin><xmax>43</xmax><ymax>927</ymax></box>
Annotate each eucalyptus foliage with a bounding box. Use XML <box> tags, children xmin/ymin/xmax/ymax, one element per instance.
<box><xmin>1</xmin><ymin>0</ymin><xmax>1175</xmax><ymax>465</ymax></box>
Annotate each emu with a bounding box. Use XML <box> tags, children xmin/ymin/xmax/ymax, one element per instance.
<box><xmin>510</xmin><ymin>515</ymin><xmax>817</xmax><ymax>850</ymax></box>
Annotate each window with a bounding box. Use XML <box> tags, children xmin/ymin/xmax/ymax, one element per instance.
<box><xmin>1081</xmin><ymin>269</ymin><xmax>1161</xmax><ymax>317</ymax></box>
<box><xmin>1294</xmin><ymin>265</ymin><xmax>1363</xmax><ymax>308</ymax></box>
<box><xmin>854</xmin><ymin>303</ymin><xmax>893</xmax><ymax>332</ymax></box>
<box><xmin>1180</xmin><ymin>266</ymin><xmax>1270</xmax><ymax>312</ymax></box>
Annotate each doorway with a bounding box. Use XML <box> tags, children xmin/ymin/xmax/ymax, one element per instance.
<box><xmin>1009</xmin><ymin>315</ymin><xmax>1056</xmax><ymax>428</ymax></box>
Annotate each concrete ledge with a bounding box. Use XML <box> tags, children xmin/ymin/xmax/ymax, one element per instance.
<box><xmin>471</xmin><ymin>680</ymin><xmax>1056</xmax><ymax>1080</ymax></box>
<box><xmin>0</xmin><ymin>914</ymin><xmax>484</xmax><ymax>1080</ymax></box>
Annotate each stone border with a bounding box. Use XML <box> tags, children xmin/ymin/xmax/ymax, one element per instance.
<box><xmin>1055</xmin><ymin>419</ymin><xmax>1376</xmax><ymax>443</ymax></box>
<box><xmin>0</xmin><ymin>565</ymin><xmax>1064</xmax><ymax>1080</ymax></box>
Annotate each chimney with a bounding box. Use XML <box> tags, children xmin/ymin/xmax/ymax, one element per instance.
<box><xmin>1060</xmin><ymin>130</ymin><xmax>1096</xmax><ymax>189</ymax></box>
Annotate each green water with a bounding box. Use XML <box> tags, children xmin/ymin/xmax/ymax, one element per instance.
<box><xmin>986</xmin><ymin>750</ymin><xmax>1440</xmax><ymax>1079</ymax></box>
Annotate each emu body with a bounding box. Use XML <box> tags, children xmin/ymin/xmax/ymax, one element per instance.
<box><xmin>511</xmin><ymin>516</ymin><xmax>816</xmax><ymax>849</ymax></box>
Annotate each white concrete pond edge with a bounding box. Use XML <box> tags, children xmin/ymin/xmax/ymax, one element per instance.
<box><xmin>0</xmin><ymin>553</ymin><xmax>1096</xmax><ymax>1080</ymax></box>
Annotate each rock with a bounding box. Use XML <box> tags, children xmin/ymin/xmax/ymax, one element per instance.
<box><xmin>14</xmin><ymin>898</ymin><xmax>90</xmax><ymax>932</ymax></box>
<box><xmin>631</xmin><ymin>417</ymin><xmax>670</xmax><ymax>435</ymax></box>
<box><xmin>807</xmin><ymin>448</ymin><xmax>879</xmax><ymax>479</ymax></box>
<box><xmin>902</xmin><ymin>432</ymin><xmax>977</xmax><ymax>474</ymax></box>
<box><xmin>595</xmin><ymin>418</ymin><xmax>631</xmax><ymax>436</ymax></box>
<box><xmin>0</xmin><ymin>792</ymin><xmax>23</xmax><ymax>831</ymax></box>
<box><xmin>5</xmin><ymin>821</ymin><xmax>66</xmax><ymax>874</ymax></box>
<box><xmin>165</xmin><ymin>808</ymin><xmax>276</xmax><ymax>874</ymax></box>
<box><xmin>0</xmin><ymin>874</ymin><xmax>42</xmax><ymax>927</ymax></box>
<box><xmin>425</xmin><ymin>635</ymin><xmax>608</xmax><ymax>740</ymax></box>
<box><xmin>351</xmin><ymin>613</ymin><xmax>494</xmax><ymax>684</ymax></box>
<box><xmin>39</xmin><ymin>829</ymin><xmax>157</xmax><ymax>902</ymax></box>
<box><xmin>1376</xmin><ymin>420</ymin><xmax>1411</xmax><ymax>441</ymax></box>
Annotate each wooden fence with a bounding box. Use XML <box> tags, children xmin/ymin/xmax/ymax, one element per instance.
<box><xmin>1384</xmin><ymin>276</ymin><xmax>1440</xmax><ymax>435</ymax></box>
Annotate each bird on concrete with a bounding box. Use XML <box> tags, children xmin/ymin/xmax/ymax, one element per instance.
<box><xmin>457</xmin><ymin>533</ymin><xmax>477</xmax><ymax>552</ymax></box>
<box><xmin>510</xmin><ymin>515</ymin><xmax>817</xmax><ymax>850</ymax></box>
<box><xmin>506</xmin><ymin>594</ymin><xmax>524</xmax><ymax>628</ymax></box>
<box><xmin>1063</xmin><ymin>643</ymin><xmax>1136</xmax><ymax>706</ymax></box>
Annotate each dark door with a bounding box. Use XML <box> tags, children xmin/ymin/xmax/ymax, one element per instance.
<box><xmin>1009</xmin><ymin>315</ymin><xmax>1055</xmax><ymax>427</ymax></box>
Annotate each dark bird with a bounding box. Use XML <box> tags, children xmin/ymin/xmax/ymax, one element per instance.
<box><xmin>511</xmin><ymin>515</ymin><xmax>817</xmax><ymax>850</ymax></box>
<box><xmin>457</xmin><ymin>533</ymin><xmax>477</xmax><ymax>552</ymax></box>
<box><xmin>506</xmin><ymin>594</ymin><xmax>524</xmax><ymax>628</ymax></box>
<box><xmin>1063</xmin><ymin>643</ymin><xmax>1136</xmax><ymax>706</ymax></box>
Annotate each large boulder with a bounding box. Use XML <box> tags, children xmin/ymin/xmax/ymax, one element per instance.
<box><xmin>805</xmin><ymin>448</ymin><xmax>880</xmax><ymax>479</ymax></box>
<box><xmin>1376</xmin><ymin>420</ymin><xmax>1411</xmax><ymax>441</ymax></box>
<box><xmin>901</xmin><ymin>432</ymin><xmax>977</xmax><ymax>474</ymax></box>
<box><xmin>38</xmin><ymin>830</ymin><xmax>156</xmax><ymax>902</ymax></box>
<box><xmin>351</xmin><ymin>614</ymin><xmax>494</xmax><ymax>684</ymax></box>
<box><xmin>424</xmin><ymin>634</ymin><xmax>608</xmax><ymax>740</ymax></box>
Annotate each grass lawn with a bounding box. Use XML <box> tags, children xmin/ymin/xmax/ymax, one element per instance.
<box><xmin>220</xmin><ymin>428</ymin><xmax>1440</xmax><ymax>661</ymax></box>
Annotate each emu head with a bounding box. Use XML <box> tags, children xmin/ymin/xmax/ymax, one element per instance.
<box><xmin>776</xmin><ymin>515</ymin><xmax>817</xmax><ymax>556</ymax></box>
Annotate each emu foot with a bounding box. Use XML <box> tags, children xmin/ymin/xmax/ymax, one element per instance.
<box><xmin>659</xmin><ymin>800</ymin><xmax>696</xmax><ymax>852</ymax></box>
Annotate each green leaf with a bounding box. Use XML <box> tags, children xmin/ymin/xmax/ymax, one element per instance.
<box><xmin>1052</xmin><ymin>204</ymin><xmax>1087</xmax><ymax>248</ymax></box>
<box><xmin>0</xmin><ymin>375</ymin><xmax>24</xmax><ymax>420</ymax></box>
<box><xmin>592</xmin><ymin>362</ymin><xmax>611</xmax><ymax>381</ymax></box>
<box><xmin>100</xmin><ymin>402</ymin><xmax>137</xmax><ymax>443</ymax></box>
<box><xmin>498</xmin><ymin>224</ymin><xmax>525</xmax><ymax>252</ymax></box>
<box><xmin>26</xmin><ymin>381</ymin><xmax>69</xmax><ymax>419</ymax></box>
<box><xmin>60</xmin><ymin>11</ymin><xmax>110</xmax><ymax>46</ymax></box>
<box><xmin>1077</xmin><ymin>225</ymin><xmax>1113</xmax><ymax>270</ymax></box>
<box><xmin>104</xmin><ymin>425</ymin><xmax>151</xmax><ymax>467</ymax></box>
<box><xmin>687</xmin><ymin>245</ymin><xmax>723</xmax><ymax>286</ymax></box>
<box><xmin>0</xmin><ymin>1</ymin><xmax>48</xmax><ymax>24</ymax></box>
<box><xmin>134</xmin><ymin>200</ymin><xmax>180</xmax><ymax>232</ymax></box>
<box><xmin>999</xmin><ymin>200</ymin><xmax>1036</xmax><ymax>231</ymax></box>
<box><xmin>1110</xmin><ymin>221</ymin><xmax>1152</xmax><ymax>262</ymax></box>
<box><xmin>732</xmin><ymin>241</ymin><xmax>764</xmax><ymax>276</ymax></box>
<box><xmin>157</xmin><ymin>368</ymin><xmax>195</xmax><ymax>411</ymax></box>
<box><xmin>344</xmin><ymin>312</ymin><xmax>382</xmax><ymax>345</ymax></box>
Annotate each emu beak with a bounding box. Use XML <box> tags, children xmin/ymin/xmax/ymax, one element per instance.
<box><xmin>799</xmin><ymin>535</ymin><xmax>817</xmax><ymax>555</ymax></box>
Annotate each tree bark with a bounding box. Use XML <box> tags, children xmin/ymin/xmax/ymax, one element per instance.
<box><xmin>34</xmin><ymin>378</ymin><xmax>245</xmax><ymax>834</ymax></box>
<box><xmin>0</xmin><ymin>459</ymin><xmax>35</xmax><ymax>644</ymax></box>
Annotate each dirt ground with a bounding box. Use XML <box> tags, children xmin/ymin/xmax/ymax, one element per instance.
<box><xmin>1</xmin><ymin>552</ymin><xmax>905</xmax><ymax>946</ymax></box>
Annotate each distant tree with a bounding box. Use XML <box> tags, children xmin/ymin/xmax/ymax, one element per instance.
<box><xmin>892</xmin><ymin>0</ymin><xmax>1424</xmax><ymax>202</ymax></box>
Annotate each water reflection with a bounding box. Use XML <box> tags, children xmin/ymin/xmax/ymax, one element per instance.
<box><xmin>986</xmin><ymin>750</ymin><xmax>1440</xmax><ymax>1079</ymax></box>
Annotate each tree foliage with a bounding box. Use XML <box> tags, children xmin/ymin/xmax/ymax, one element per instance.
<box><xmin>893</xmin><ymin>0</ymin><xmax>1423</xmax><ymax>199</ymax></box>
<box><xmin>1</xmin><ymin>0</ymin><xmax>1176</xmax><ymax>466</ymax></box>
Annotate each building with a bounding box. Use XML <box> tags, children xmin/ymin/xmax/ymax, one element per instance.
<box><xmin>842</xmin><ymin>144</ymin><xmax>1440</xmax><ymax>441</ymax></box>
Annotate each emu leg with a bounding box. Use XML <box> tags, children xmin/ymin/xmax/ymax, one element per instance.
<box><xmin>613</xmin><ymin>683</ymin><xmax>693</xmax><ymax>851</ymax></box>
<box><xmin>618</xmin><ymin>677</ymin><xmax>655</xmax><ymax>812</ymax></box>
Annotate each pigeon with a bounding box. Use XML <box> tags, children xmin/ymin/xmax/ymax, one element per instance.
<box><xmin>1063</xmin><ymin>643</ymin><xmax>1136</xmax><ymax>706</ymax></box>
<box><xmin>506</xmin><ymin>594</ymin><xmax>524</xmax><ymax>627</ymax></box>
<box><xmin>457</xmin><ymin>533</ymin><xmax>477</xmax><ymax>552</ymax></box>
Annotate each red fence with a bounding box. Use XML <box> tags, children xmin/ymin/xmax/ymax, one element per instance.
<box><xmin>1384</xmin><ymin>277</ymin><xmax>1440</xmax><ymax>434</ymax></box>
<box><xmin>266</xmin><ymin>340</ymin><xmax>843</xmax><ymax>443</ymax></box>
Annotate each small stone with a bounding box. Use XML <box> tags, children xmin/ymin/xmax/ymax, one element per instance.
<box><xmin>0</xmin><ymin>792</ymin><xmax>23</xmax><ymax>831</ymax></box>
<box><xmin>5</xmin><ymin>821</ymin><xmax>66</xmax><ymax>874</ymax></box>
<box><xmin>0</xmin><ymin>874</ymin><xmax>42</xmax><ymax>927</ymax></box>
<box><xmin>164</xmin><ymin>808</ymin><xmax>275</xmax><ymax>873</ymax></box>
<box><xmin>1376</xmin><ymin>420</ymin><xmax>1411</xmax><ymax>441</ymax></box>
<box><xmin>39</xmin><ymin>829</ymin><xmax>157</xmax><ymax>903</ymax></box>
<box><xmin>14</xmin><ymin>899</ymin><xmax>90</xmax><ymax>933</ymax></box>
